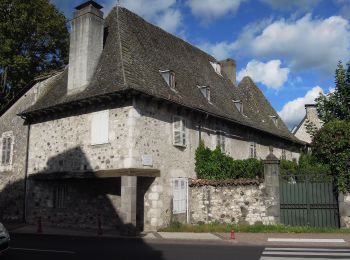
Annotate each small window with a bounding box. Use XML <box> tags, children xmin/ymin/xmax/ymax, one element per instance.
<box><xmin>173</xmin><ymin>116</ymin><xmax>186</xmax><ymax>147</ymax></box>
<box><xmin>210</xmin><ymin>61</ymin><xmax>221</xmax><ymax>75</ymax></box>
<box><xmin>249</xmin><ymin>142</ymin><xmax>257</xmax><ymax>159</ymax></box>
<box><xmin>54</xmin><ymin>185</ymin><xmax>67</xmax><ymax>209</ymax></box>
<box><xmin>216</xmin><ymin>130</ymin><xmax>225</xmax><ymax>152</ymax></box>
<box><xmin>1</xmin><ymin>133</ymin><xmax>13</xmax><ymax>166</ymax></box>
<box><xmin>233</xmin><ymin>100</ymin><xmax>243</xmax><ymax>114</ymax></box>
<box><xmin>198</xmin><ymin>86</ymin><xmax>210</xmax><ymax>101</ymax></box>
<box><xmin>172</xmin><ymin>178</ymin><xmax>187</xmax><ymax>214</ymax></box>
<box><xmin>160</xmin><ymin>70</ymin><xmax>175</xmax><ymax>89</ymax></box>
<box><xmin>281</xmin><ymin>149</ymin><xmax>286</xmax><ymax>160</ymax></box>
<box><xmin>91</xmin><ymin>110</ymin><xmax>109</xmax><ymax>145</ymax></box>
<box><xmin>270</xmin><ymin>115</ymin><xmax>278</xmax><ymax>126</ymax></box>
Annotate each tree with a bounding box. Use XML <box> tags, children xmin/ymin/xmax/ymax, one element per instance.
<box><xmin>316</xmin><ymin>61</ymin><xmax>350</xmax><ymax>123</ymax></box>
<box><xmin>0</xmin><ymin>0</ymin><xmax>69</xmax><ymax>109</ymax></box>
<box><xmin>312</xmin><ymin>120</ymin><xmax>350</xmax><ymax>192</ymax></box>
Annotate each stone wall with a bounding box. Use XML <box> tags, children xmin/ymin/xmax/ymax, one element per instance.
<box><xmin>0</xmin><ymin>74</ymin><xmax>60</xmax><ymax>222</ymax></box>
<box><xmin>189</xmin><ymin>182</ymin><xmax>276</xmax><ymax>225</ymax></box>
<box><xmin>339</xmin><ymin>193</ymin><xmax>350</xmax><ymax>228</ymax></box>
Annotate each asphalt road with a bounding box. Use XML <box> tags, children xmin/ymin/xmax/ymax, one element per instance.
<box><xmin>3</xmin><ymin>233</ymin><xmax>264</xmax><ymax>260</ymax></box>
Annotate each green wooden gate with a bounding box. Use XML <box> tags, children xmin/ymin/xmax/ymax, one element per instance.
<box><xmin>280</xmin><ymin>173</ymin><xmax>339</xmax><ymax>228</ymax></box>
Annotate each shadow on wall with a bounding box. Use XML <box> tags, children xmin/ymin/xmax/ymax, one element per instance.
<box><xmin>0</xmin><ymin>147</ymin><xmax>155</xmax><ymax>236</ymax></box>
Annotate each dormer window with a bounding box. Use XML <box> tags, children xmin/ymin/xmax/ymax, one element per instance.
<box><xmin>198</xmin><ymin>86</ymin><xmax>210</xmax><ymax>101</ymax></box>
<box><xmin>160</xmin><ymin>70</ymin><xmax>175</xmax><ymax>89</ymax></box>
<box><xmin>270</xmin><ymin>115</ymin><xmax>278</xmax><ymax>126</ymax></box>
<box><xmin>233</xmin><ymin>100</ymin><xmax>243</xmax><ymax>114</ymax></box>
<box><xmin>210</xmin><ymin>61</ymin><xmax>221</xmax><ymax>75</ymax></box>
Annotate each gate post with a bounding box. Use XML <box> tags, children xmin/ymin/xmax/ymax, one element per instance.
<box><xmin>263</xmin><ymin>146</ymin><xmax>280</xmax><ymax>224</ymax></box>
<box><xmin>338</xmin><ymin>193</ymin><xmax>350</xmax><ymax>228</ymax></box>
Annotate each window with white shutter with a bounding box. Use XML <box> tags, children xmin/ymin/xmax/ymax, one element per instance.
<box><xmin>173</xmin><ymin>116</ymin><xmax>186</xmax><ymax>147</ymax></box>
<box><xmin>91</xmin><ymin>110</ymin><xmax>109</xmax><ymax>145</ymax></box>
<box><xmin>249</xmin><ymin>142</ymin><xmax>257</xmax><ymax>158</ymax></box>
<box><xmin>1</xmin><ymin>132</ymin><xmax>13</xmax><ymax>166</ymax></box>
<box><xmin>216</xmin><ymin>130</ymin><xmax>225</xmax><ymax>152</ymax></box>
<box><xmin>172</xmin><ymin>178</ymin><xmax>187</xmax><ymax>214</ymax></box>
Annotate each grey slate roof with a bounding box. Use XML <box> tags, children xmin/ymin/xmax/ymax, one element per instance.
<box><xmin>22</xmin><ymin>6</ymin><xmax>302</xmax><ymax>144</ymax></box>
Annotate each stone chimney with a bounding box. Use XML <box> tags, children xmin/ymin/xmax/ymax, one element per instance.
<box><xmin>219</xmin><ymin>58</ymin><xmax>236</xmax><ymax>85</ymax></box>
<box><xmin>67</xmin><ymin>1</ymin><xmax>104</xmax><ymax>94</ymax></box>
<box><xmin>305</xmin><ymin>104</ymin><xmax>317</xmax><ymax>120</ymax></box>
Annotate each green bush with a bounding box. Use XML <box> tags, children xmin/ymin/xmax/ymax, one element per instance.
<box><xmin>312</xmin><ymin>120</ymin><xmax>350</xmax><ymax>192</ymax></box>
<box><xmin>195</xmin><ymin>140</ymin><xmax>263</xmax><ymax>180</ymax></box>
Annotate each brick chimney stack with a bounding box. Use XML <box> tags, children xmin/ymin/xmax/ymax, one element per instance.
<box><xmin>67</xmin><ymin>1</ymin><xmax>104</xmax><ymax>94</ymax></box>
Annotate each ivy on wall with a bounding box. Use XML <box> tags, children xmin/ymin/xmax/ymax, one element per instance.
<box><xmin>195</xmin><ymin>140</ymin><xmax>263</xmax><ymax>180</ymax></box>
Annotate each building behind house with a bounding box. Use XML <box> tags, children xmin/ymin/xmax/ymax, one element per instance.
<box><xmin>0</xmin><ymin>1</ymin><xmax>303</xmax><ymax>231</ymax></box>
<box><xmin>293</xmin><ymin>104</ymin><xmax>323</xmax><ymax>144</ymax></box>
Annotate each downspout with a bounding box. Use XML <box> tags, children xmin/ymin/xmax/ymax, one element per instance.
<box><xmin>22</xmin><ymin>117</ymin><xmax>30</xmax><ymax>223</ymax></box>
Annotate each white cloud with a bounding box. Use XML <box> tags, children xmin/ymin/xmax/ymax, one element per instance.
<box><xmin>186</xmin><ymin>0</ymin><xmax>246</xmax><ymax>22</ymax></box>
<box><xmin>200</xmin><ymin>15</ymin><xmax>350</xmax><ymax>74</ymax></box>
<box><xmin>260</xmin><ymin>0</ymin><xmax>321</xmax><ymax>10</ymax></box>
<box><xmin>104</xmin><ymin>0</ymin><xmax>182</xmax><ymax>33</ymax></box>
<box><xmin>278</xmin><ymin>86</ymin><xmax>323</xmax><ymax>128</ymax></box>
<box><xmin>237</xmin><ymin>60</ymin><xmax>290</xmax><ymax>89</ymax></box>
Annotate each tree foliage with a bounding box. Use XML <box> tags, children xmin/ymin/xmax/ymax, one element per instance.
<box><xmin>195</xmin><ymin>140</ymin><xmax>263</xmax><ymax>180</ymax></box>
<box><xmin>312</xmin><ymin>120</ymin><xmax>350</xmax><ymax>192</ymax></box>
<box><xmin>316</xmin><ymin>61</ymin><xmax>350</xmax><ymax>123</ymax></box>
<box><xmin>0</xmin><ymin>0</ymin><xmax>69</xmax><ymax>109</ymax></box>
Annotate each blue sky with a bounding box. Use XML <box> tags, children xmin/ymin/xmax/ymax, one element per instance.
<box><xmin>51</xmin><ymin>0</ymin><xmax>350</xmax><ymax>129</ymax></box>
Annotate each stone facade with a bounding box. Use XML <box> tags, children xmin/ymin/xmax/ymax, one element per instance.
<box><xmin>0</xmin><ymin>75</ymin><xmax>60</xmax><ymax>222</ymax></box>
<box><xmin>294</xmin><ymin>104</ymin><xmax>323</xmax><ymax>144</ymax></box>
<box><xmin>189</xmin><ymin>183</ymin><xmax>276</xmax><ymax>225</ymax></box>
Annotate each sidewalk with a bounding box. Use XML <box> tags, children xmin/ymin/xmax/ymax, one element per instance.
<box><xmin>7</xmin><ymin>223</ymin><xmax>350</xmax><ymax>247</ymax></box>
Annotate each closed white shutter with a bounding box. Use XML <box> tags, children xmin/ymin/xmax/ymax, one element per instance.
<box><xmin>91</xmin><ymin>110</ymin><xmax>109</xmax><ymax>145</ymax></box>
<box><xmin>173</xmin><ymin>178</ymin><xmax>187</xmax><ymax>214</ymax></box>
<box><xmin>173</xmin><ymin>116</ymin><xmax>186</xmax><ymax>147</ymax></box>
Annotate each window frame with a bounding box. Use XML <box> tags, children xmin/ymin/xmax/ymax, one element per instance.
<box><xmin>160</xmin><ymin>70</ymin><xmax>176</xmax><ymax>89</ymax></box>
<box><xmin>54</xmin><ymin>184</ymin><xmax>67</xmax><ymax>209</ymax></box>
<box><xmin>249</xmin><ymin>141</ymin><xmax>257</xmax><ymax>159</ymax></box>
<box><xmin>270</xmin><ymin>115</ymin><xmax>278</xmax><ymax>126</ymax></box>
<box><xmin>198</xmin><ymin>86</ymin><xmax>211</xmax><ymax>102</ymax></box>
<box><xmin>172</xmin><ymin>178</ymin><xmax>187</xmax><ymax>214</ymax></box>
<box><xmin>216</xmin><ymin>130</ymin><xmax>226</xmax><ymax>152</ymax></box>
<box><xmin>172</xmin><ymin>116</ymin><xmax>186</xmax><ymax>147</ymax></box>
<box><xmin>233</xmin><ymin>100</ymin><xmax>243</xmax><ymax>114</ymax></box>
<box><xmin>0</xmin><ymin>131</ymin><xmax>14</xmax><ymax>168</ymax></box>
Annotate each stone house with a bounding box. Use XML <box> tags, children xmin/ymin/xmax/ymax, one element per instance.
<box><xmin>293</xmin><ymin>104</ymin><xmax>323</xmax><ymax>144</ymax></box>
<box><xmin>0</xmin><ymin>1</ymin><xmax>303</xmax><ymax>231</ymax></box>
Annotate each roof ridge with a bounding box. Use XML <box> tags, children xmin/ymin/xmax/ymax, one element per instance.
<box><xmin>116</xmin><ymin>6</ymin><xmax>127</xmax><ymax>86</ymax></box>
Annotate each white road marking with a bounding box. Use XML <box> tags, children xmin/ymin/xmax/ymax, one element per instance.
<box><xmin>263</xmin><ymin>251</ymin><xmax>350</xmax><ymax>256</ymax></box>
<box><xmin>268</xmin><ymin>238</ymin><xmax>345</xmax><ymax>243</ymax></box>
<box><xmin>261</xmin><ymin>257</ymin><xmax>350</xmax><ymax>260</ymax></box>
<box><xmin>10</xmin><ymin>247</ymin><xmax>75</xmax><ymax>254</ymax></box>
<box><xmin>265</xmin><ymin>247</ymin><xmax>350</xmax><ymax>252</ymax></box>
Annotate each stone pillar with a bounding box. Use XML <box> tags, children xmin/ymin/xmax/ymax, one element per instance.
<box><xmin>263</xmin><ymin>146</ymin><xmax>280</xmax><ymax>224</ymax></box>
<box><xmin>338</xmin><ymin>193</ymin><xmax>350</xmax><ymax>228</ymax></box>
<box><xmin>121</xmin><ymin>176</ymin><xmax>137</xmax><ymax>234</ymax></box>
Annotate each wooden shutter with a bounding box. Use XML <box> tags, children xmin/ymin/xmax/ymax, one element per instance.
<box><xmin>91</xmin><ymin>110</ymin><xmax>109</xmax><ymax>145</ymax></box>
<box><xmin>173</xmin><ymin>178</ymin><xmax>187</xmax><ymax>214</ymax></box>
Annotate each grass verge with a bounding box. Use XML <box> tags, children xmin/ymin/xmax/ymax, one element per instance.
<box><xmin>159</xmin><ymin>222</ymin><xmax>350</xmax><ymax>233</ymax></box>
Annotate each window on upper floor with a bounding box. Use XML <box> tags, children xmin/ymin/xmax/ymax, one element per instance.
<box><xmin>160</xmin><ymin>70</ymin><xmax>176</xmax><ymax>89</ymax></box>
<box><xmin>198</xmin><ymin>86</ymin><xmax>211</xmax><ymax>102</ymax></box>
<box><xmin>270</xmin><ymin>115</ymin><xmax>278</xmax><ymax>126</ymax></box>
<box><xmin>249</xmin><ymin>142</ymin><xmax>257</xmax><ymax>159</ymax></box>
<box><xmin>233</xmin><ymin>100</ymin><xmax>243</xmax><ymax>114</ymax></box>
<box><xmin>1</xmin><ymin>132</ymin><xmax>13</xmax><ymax>166</ymax></box>
<box><xmin>91</xmin><ymin>110</ymin><xmax>109</xmax><ymax>145</ymax></box>
<box><xmin>281</xmin><ymin>148</ymin><xmax>286</xmax><ymax>160</ymax></box>
<box><xmin>173</xmin><ymin>116</ymin><xmax>186</xmax><ymax>147</ymax></box>
<box><xmin>216</xmin><ymin>130</ymin><xmax>225</xmax><ymax>152</ymax></box>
